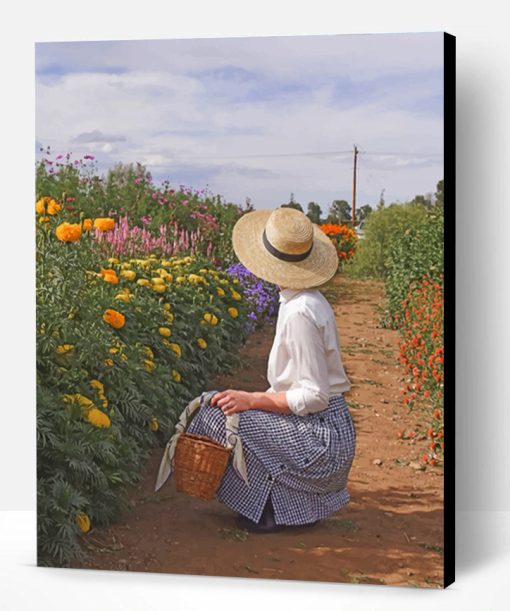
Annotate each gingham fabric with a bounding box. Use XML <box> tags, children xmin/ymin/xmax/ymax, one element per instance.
<box><xmin>186</xmin><ymin>392</ymin><xmax>356</xmax><ymax>525</ymax></box>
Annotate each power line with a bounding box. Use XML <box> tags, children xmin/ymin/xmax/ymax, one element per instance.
<box><xmin>145</xmin><ymin>149</ymin><xmax>443</xmax><ymax>164</ymax></box>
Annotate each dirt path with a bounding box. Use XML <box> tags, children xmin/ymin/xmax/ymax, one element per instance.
<box><xmin>74</xmin><ymin>275</ymin><xmax>444</xmax><ymax>588</ymax></box>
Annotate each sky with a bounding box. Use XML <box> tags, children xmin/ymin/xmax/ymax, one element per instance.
<box><xmin>35</xmin><ymin>33</ymin><xmax>444</xmax><ymax>211</ymax></box>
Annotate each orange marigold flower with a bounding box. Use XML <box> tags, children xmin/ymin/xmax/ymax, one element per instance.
<box><xmin>103</xmin><ymin>309</ymin><xmax>125</xmax><ymax>329</ymax></box>
<box><xmin>83</xmin><ymin>218</ymin><xmax>93</xmax><ymax>231</ymax></box>
<box><xmin>100</xmin><ymin>269</ymin><xmax>119</xmax><ymax>284</ymax></box>
<box><xmin>93</xmin><ymin>217</ymin><xmax>115</xmax><ymax>232</ymax></box>
<box><xmin>55</xmin><ymin>222</ymin><xmax>82</xmax><ymax>242</ymax></box>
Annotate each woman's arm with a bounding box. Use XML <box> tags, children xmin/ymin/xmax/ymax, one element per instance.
<box><xmin>210</xmin><ymin>389</ymin><xmax>291</xmax><ymax>416</ymax></box>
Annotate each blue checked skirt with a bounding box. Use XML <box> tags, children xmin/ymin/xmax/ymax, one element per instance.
<box><xmin>186</xmin><ymin>393</ymin><xmax>356</xmax><ymax>526</ymax></box>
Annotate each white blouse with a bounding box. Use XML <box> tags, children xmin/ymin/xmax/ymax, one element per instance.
<box><xmin>266</xmin><ymin>287</ymin><xmax>351</xmax><ymax>416</ymax></box>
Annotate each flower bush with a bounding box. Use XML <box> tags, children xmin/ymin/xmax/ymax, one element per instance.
<box><xmin>36</xmin><ymin>206</ymin><xmax>256</xmax><ymax>567</ymax></box>
<box><xmin>345</xmin><ymin>203</ymin><xmax>429</xmax><ymax>279</ymax></box>
<box><xmin>226</xmin><ymin>263</ymin><xmax>280</xmax><ymax>333</ymax></box>
<box><xmin>384</xmin><ymin>211</ymin><xmax>444</xmax><ymax>327</ymax></box>
<box><xmin>397</xmin><ymin>278</ymin><xmax>444</xmax><ymax>465</ymax></box>
<box><xmin>36</xmin><ymin>149</ymin><xmax>247</xmax><ymax>265</ymax></box>
<box><xmin>319</xmin><ymin>223</ymin><xmax>358</xmax><ymax>266</ymax></box>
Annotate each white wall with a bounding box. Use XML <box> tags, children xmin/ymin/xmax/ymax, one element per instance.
<box><xmin>1</xmin><ymin>0</ymin><xmax>508</xmax><ymax>512</ymax></box>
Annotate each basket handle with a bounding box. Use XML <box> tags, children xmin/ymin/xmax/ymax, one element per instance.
<box><xmin>155</xmin><ymin>390</ymin><xmax>249</xmax><ymax>492</ymax></box>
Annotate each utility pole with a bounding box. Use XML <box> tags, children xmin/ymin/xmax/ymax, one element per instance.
<box><xmin>352</xmin><ymin>145</ymin><xmax>358</xmax><ymax>228</ymax></box>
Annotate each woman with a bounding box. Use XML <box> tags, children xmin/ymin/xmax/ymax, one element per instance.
<box><xmin>186</xmin><ymin>206</ymin><xmax>356</xmax><ymax>533</ymax></box>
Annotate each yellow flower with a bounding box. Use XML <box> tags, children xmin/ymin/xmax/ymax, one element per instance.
<box><xmin>143</xmin><ymin>346</ymin><xmax>154</xmax><ymax>360</ymax></box>
<box><xmin>197</xmin><ymin>337</ymin><xmax>207</xmax><ymax>350</ymax></box>
<box><xmin>38</xmin><ymin>216</ymin><xmax>50</xmax><ymax>225</ymax></box>
<box><xmin>115</xmin><ymin>292</ymin><xmax>130</xmax><ymax>303</ymax></box>
<box><xmin>232</xmin><ymin>278</ymin><xmax>239</xmax><ymax>284</ymax></box>
<box><xmin>164</xmin><ymin>311</ymin><xmax>174</xmax><ymax>323</ymax></box>
<box><xmin>120</xmin><ymin>270</ymin><xmax>136</xmax><ymax>281</ymax></box>
<box><xmin>93</xmin><ymin>218</ymin><xmax>115</xmax><ymax>232</ymax></box>
<box><xmin>216</xmin><ymin>287</ymin><xmax>225</xmax><ymax>297</ymax></box>
<box><xmin>172</xmin><ymin>369</ymin><xmax>182</xmax><ymax>382</ymax></box>
<box><xmin>144</xmin><ymin>359</ymin><xmax>155</xmax><ymax>373</ymax></box>
<box><xmin>231</xmin><ymin>290</ymin><xmax>241</xmax><ymax>301</ymax></box>
<box><xmin>109</xmin><ymin>346</ymin><xmax>119</xmax><ymax>354</ymax></box>
<box><xmin>151</xmin><ymin>277</ymin><xmax>165</xmax><ymax>285</ymax></box>
<box><xmin>85</xmin><ymin>407</ymin><xmax>111</xmax><ymax>428</ymax></box>
<box><xmin>104</xmin><ymin>358</ymin><xmax>114</xmax><ymax>367</ymax></box>
<box><xmin>103</xmin><ymin>309</ymin><xmax>125</xmax><ymax>329</ymax></box>
<box><xmin>55</xmin><ymin>222</ymin><xmax>82</xmax><ymax>243</ymax></box>
<box><xmin>63</xmin><ymin>393</ymin><xmax>94</xmax><ymax>408</ymax></box>
<box><xmin>163</xmin><ymin>303</ymin><xmax>172</xmax><ymax>311</ymax></box>
<box><xmin>90</xmin><ymin>379</ymin><xmax>104</xmax><ymax>393</ymax></box>
<box><xmin>175</xmin><ymin>275</ymin><xmax>187</xmax><ymax>283</ymax></box>
<box><xmin>75</xmin><ymin>512</ymin><xmax>91</xmax><ymax>534</ymax></box>
<box><xmin>188</xmin><ymin>274</ymin><xmax>204</xmax><ymax>284</ymax></box>
<box><xmin>36</xmin><ymin>197</ymin><xmax>61</xmax><ymax>216</ymax></box>
<box><xmin>150</xmin><ymin>417</ymin><xmax>159</xmax><ymax>432</ymax></box>
<box><xmin>47</xmin><ymin>199</ymin><xmax>61</xmax><ymax>215</ymax></box>
<box><xmin>108</xmin><ymin>257</ymin><xmax>119</xmax><ymax>265</ymax></box>
<box><xmin>169</xmin><ymin>343</ymin><xmax>181</xmax><ymax>358</ymax></box>
<box><xmin>159</xmin><ymin>327</ymin><xmax>172</xmax><ymax>338</ymax></box>
<box><xmin>203</xmin><ymin>312</ymin><xmax>219</xmax><ymax>325</ymax></box>
<box><xmin>228</xmin><ymin>307</ymin><xmax>239</xmax><ymax>318</ymax></box>
<box><xmin>56</xmin><ymin>344</ymin><xmax>74</xmax><ymax>354</ymax></box>
<box><xmin>152</xmin><ymin>284</ymin><xmax>167</xmax><ymax>293</ymax></box>
<box><xmin>82</xmin><ymin>218</ymin><xmax>93</xmax><ymax>231</ymax></box>
<box><xmin>121</xmin><ymin>262</ymin><xmax>131</xmax><ymax>270</ymax></box>
<box><xmin>35</xmin><ymin>198</ymin><xmax>46</xmax><ymax>215</ymax></box>
<box><xmin>137</xmin><ymin>278</ymin><xmax>151</xmax><ymax>287</ymax></box>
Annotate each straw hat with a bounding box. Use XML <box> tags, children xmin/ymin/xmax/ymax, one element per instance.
<box><xmin>232</xmin><ymin>207</ymin><xmax>339</xmax><ymax>289</ymax></box>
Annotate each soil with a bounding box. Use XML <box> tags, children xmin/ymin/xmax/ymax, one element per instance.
<box><xmin>73</xmin><ymin>275</ymin><xmax>444</xmax><ymax>588</ymax></box>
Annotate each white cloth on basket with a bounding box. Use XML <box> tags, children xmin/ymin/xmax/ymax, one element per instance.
<box><xmin>154</xmin><ymin>390</ymin><xmax>249</xmax><ymax>492</ymax></box>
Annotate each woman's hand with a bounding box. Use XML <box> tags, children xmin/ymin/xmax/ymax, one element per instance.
<box><xmin>210</xmin><ymin>389</ymin><xmax>254</xmax><ymax>416</ymax></box>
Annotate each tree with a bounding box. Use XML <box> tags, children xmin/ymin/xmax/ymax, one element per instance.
<box><xmin>356</xmin><ymin>204</ymin><xmax>373</xmax><ymax>223</ymax></box>
<box><xmin>306</xmin><ymin>201</ymin><xmax>322</xmax><ymax>224</ymax></box>
<box><xmin>376</xmin><ymin>189</ymin><xmax>385</xmax><ymax>211</ymax></box>
<box><xmin>435</xmin><ymin>179</ymin><xmax>444</xmax><ymax>208</ymax></box>
<box><xmin>327</xmin><ymin>199</ymin><xmax>351</xmax><ymax>224</ymax></box>
<box><xmin>411</xmin><ymin>194</ymin><xmax>433</xmax><ymax>209</ymax></box>
<box><xmin>281</xmin><ymin>193</ymin><xmax>303</xmax><ymax>212</ymax></box>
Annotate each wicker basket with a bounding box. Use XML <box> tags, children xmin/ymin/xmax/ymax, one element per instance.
<box><xmin>174</xmin><ymin>432</ymin><xmax>232</xmax><ymax>501</ymax></box>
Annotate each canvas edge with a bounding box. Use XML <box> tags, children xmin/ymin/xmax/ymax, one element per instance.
<box><xmin>443</xmin><ymin>30</ymin><xmax>456</xmax><ymax>589</ymax></box>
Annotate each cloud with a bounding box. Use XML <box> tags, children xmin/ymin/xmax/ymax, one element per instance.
<box><xmin>71</xmin><ymin>130</ymin><xmax>127</xmax><ymax>144</ymax></box>
<box><xmin>35</xmin><ymin>33</ymin><xmax>444</xmax><ymax>209</ymax></box>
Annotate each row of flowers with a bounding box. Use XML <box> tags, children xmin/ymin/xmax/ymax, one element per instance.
<box><xmin>36</xmin><ymin>205</ymin><xmax>278</xmax><ymax>565</ymax></box>
<box><xmin>319</xmin><ymin>223</ymin><xmax>358</xmax><ymax>264</ymax></box>
<box><xmin>396</xmin><ymin>277</ymin><xmax>444</xmax><ymax>466</ymax></box>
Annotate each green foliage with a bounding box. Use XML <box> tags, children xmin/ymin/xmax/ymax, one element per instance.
<box><xmin>306</xmin><ymin>201</ymin><xmax>322</xmax><ymax>224</ymax></box>
<box><xmin>35</xmin><ymin>151</ymin><xmax>245</xmax><ymax>265</ymax></box>
<box><xmin>327</xmin><ymin>199</ymin><xmax>351</xmax><ymax>224</ymax></box>
<box><xmin>36</xmin><ymin>217</ymin><xmax>251</xmax><ymax>567</ymax></box>
<box><xmin>345</xmin><ymin>202</ymin><xmax>429</xmax><ymax>279</ymax></box>
<box><xmin>384</xmin><ymin>211</ymin><xmax>444</xmax><ymax>326</ymax></box>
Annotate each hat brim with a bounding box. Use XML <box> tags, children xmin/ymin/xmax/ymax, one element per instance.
<box><xmin>232</xmin><ymin>210</ymin><xmax>339</xmax><ymax>289</ymax></box>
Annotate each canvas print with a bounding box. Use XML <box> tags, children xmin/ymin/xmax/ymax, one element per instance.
<box><xmin>35</xmin><ymin>32</ymin><xmax>454</xmax><ymax>588</ymax></box>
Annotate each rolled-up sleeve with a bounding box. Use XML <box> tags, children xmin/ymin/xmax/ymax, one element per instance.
<box><xmin>283</xmin><ymin>311</ymin><xmax>330</xmax><ymax>416</ymax></box>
